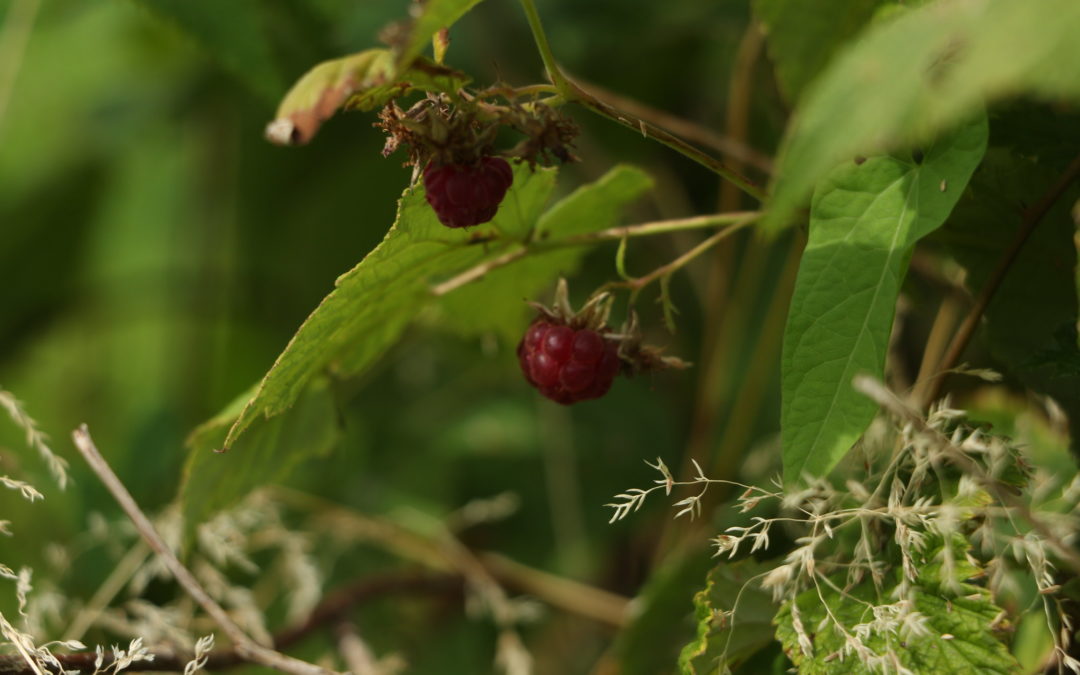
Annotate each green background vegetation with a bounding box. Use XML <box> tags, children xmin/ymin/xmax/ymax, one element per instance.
<box><xmin>2</xmin><ymin>0</ymin><xmax>1079</xmax><ymax>673</ymax></box>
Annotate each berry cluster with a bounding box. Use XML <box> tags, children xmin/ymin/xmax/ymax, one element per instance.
<box><xmin>423</xmin><ymin>157</ymin><xmax>513</xmax><ymax>228</ymax></box>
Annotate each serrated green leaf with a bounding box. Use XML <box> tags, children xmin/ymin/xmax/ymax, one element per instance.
<box><xmin>432</xmin><ymin>165</ymin><xmax>653</xmax><ymax>342</ymax></box>
<box><xmin>396</xmin><ymin>0</ymin><xmax>487</xmax><ymax>70</ymax></box>
<box><xmin>266</xmin><ymin>49</ymin><xmax>468</xmax><ymax>146</ymax></box>
<box><xmin>133</xmin><ymin>0</ymin><xmax>283</xmax><ymax>103</ymax></box>
<box><xmin>767</xmin><ymin>0</ymin><xmax>1080</xmax><ymax>230</ymax></box>
<box><xmin>679</xmin><ymin>559</ymin><xmax>777</xmax><ymax>675</ymax></box>
<box><xmin>180</xmin><ymin>378</ymin><xmax>340</xmax><ymax>530</ymax></box>
<box><xmin>753</xmin><ymin>0</ymin><xmax>888</xmax><ymax>103</ymax></box>
<box><xmin>181</xmin><ymin>165</ymin><xmax>655</xmax><ymax>525</ymax></box>
<box><xmin>610</xmin><ymin>550</ymin><xmax>715</xmax><ymax>675</ymax></box>
<box><xmin>222</xmin><ymin>162</ymin><xmax>555</xmax><ymax>450</ymax></box>
<box><xmin>781</xmin><ymin>114</ymin><xmax>987</xmax><ymax>484</ymax></box>
<box><xmin>775</xmin><ymin>542</ymin><xmax>1018</xmax><ymax>674</ymax></box>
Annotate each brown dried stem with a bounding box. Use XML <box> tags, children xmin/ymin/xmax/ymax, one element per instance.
<box><xmin>0</xmin><ymin>571</ymin><xmax>459</xmax><ymax>675</ymax></box>
<box><xmin>71</xmin><ymin>425</ymin><xmax>337</xmax><ymax>675</ymax></box>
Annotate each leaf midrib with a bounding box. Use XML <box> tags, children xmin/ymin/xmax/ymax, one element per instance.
<box><xmin>793</xmin><ymin>168</ymin><xmax>919</xmax><ymax>478</ymax></box>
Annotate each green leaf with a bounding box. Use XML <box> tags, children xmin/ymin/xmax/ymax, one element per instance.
<box><xmin>767</xmin><ymin>0</ymin><xmax>1080</xmax><ymax>229</ymax></box>
<box><xmin>933</xmin><ymin>141</ymin><xmax>1080</xmax><ymax>451</ymax></box>
<box><xmin>753</xmin><ymin>0</ymin><xmax>888</xmax><ymax>103</ymax></box>
<box><xmin>180</xmin><ymin>378</ymin><xmax>340</xmax><ymax>530</ymax></box>
<box><xmin>133</xmin><ymin>0</ymin><xmax>284</xmax><ymax>103</ymax></box>
<box><xmin>775</xmin><ymin>542</ymin><xmax>1019</xmax><ymax>674</ymax></box>
<box><xmin>781</xmin><ymin>114</ymin><xmax>987</xmax><ymax>484</ymax></box>
<box><xmin>679</xmin><ymin>559</ymin><xmax>777</xmax><ymax>675</ymax></box>
<box><xmin>221</xmin><ymin>162</ymin><xmax>555</xmax><ymax>451</ymax></box>
<box><xmin>179</xmin><ymin>165</ymin><xmax>654</xmax><ymax>526</ymax></box>
<box><xmin>432</xmin><ymin>165</ymin><xmax>653</xmax><ymax>342</ymax></box>
<box><xmin>265</xmin><ymin>49</ymin><xmax>469</xmax><ymax>146</ymax></box>
<box><xmin>395</xmin><ymin>0</ymin><xmax>487</xmax><ymax>70</ymax></box>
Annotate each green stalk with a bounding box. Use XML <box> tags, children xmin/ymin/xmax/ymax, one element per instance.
<box><xmin>516</xmin><ymin>0</ymin><xmax>766</xmax><ymax>203</ymax></box>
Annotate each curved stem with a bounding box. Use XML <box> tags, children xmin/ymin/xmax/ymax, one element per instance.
<box><xmin>516</xmin><ymin>0</ymin><xmax>767</xmax><ymax>202</ymax></box>
<box><xmin>517</xmin><ymin>0</ymin><xmax>571</xmax><ymax>95</ymax></box>
<box><xmin>567</xmin><ymin>81</ymin><xmax>766</xmax><ymax>202</ymax></box>
<box><xmin>610</xmin><ymin>216</ymin><xmax>758</xmax><ymax>293</ymax></box>
<box><xmin>430</xmin><ymin>212</ymin><xmax>759</xmax><ymax>297</ymax></box>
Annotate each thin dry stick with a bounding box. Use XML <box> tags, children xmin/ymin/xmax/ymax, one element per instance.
<box><xmin>0</xmin><ymin>571</ymin><xmax>461</xmax><ymax>675</ymax></box>
<box><xmin>910</xmin><ymin>294</ymin><xmax>963</xmax><ymax>408</ymax></box>
<box><xmin>63</xmin><ymin>541</ymin><xmax>151</xmax><ymax>642</ymax></box>
<box><xmin>432</xmin><ymin>247</ymin><xmax>527</xmax><ymax>296</ymax></box>
<box><xmin>718</xmin><ymin>20</ymin><xmax>765</xmax><ymax>209</ymax></box>
<box><xmin>71</xmin><ymin>425</ymin><xmax>337</xmax><ymax>675</ymax></box>
<box><xmin>333</xmin><ymin>623</ymin><xmax>379</xmax><ymax>675</ymax></box>
<box><xmin>272</xmin><ymin>486</ymin><xmax>632</xmax><ymax>628</ymax></box>
<box><xmin>568</xmin><ymin>81</ymin><xmax>766</xmax><ymax>202</ymax></box>
<box><xmin>926</xmin><ymin>152</ymin><xmax>1080</xmax><ymax>402</ymax></box>
<box><xmin>564</xmin><ymin>75</ymin><xmax>773</xmax><ymax>175</ymax></box>
<box><xmin>516</xmin><ymin>0</ymin><xmax>765</xmax><ymax>202</ymax></box>
<box><xmin>0</xmin><ymin>0</ymin><xmax>40</xmax><ymax>132</ymax></box>
<box><xmin>479</xmin><ymin>552</ymin><xmax>628</xmax><ymax>628</ymax></box>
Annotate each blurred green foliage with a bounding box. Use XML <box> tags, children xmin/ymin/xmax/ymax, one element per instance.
<box><xmin>3</xmin><ymin>1</ymin><xmax>1077</xmax><ymax>673</ymax></box>
<box><xmin>0</xmin><ymin>1</ymin><xmax>781</xmax><ymax>671</ymax></box>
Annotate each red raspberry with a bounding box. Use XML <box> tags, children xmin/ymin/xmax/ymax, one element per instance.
<box><xmin>517</xmin><ymin>319</ymin><xmax>622</xmax><ymax>404</ymax></box>
<box><xmin>422</xmin><ymin>156</ymin><xmax>514</xmax><ymax>228</ymax></box>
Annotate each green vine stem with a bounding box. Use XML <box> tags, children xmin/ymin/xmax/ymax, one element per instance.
<box><xmin>517</xmin><ymin>0</ymin><xmax>766</xmax><ymax>203</ymax></box>
<box><xmin>431</xmin><ymin>211</ymin><xmax>759</xmax><ymax>297</ymax></box>
<box><xmin>611</xmin><ymin>216</ymin><xmax>757</xmax><ymax>295</ymax></box>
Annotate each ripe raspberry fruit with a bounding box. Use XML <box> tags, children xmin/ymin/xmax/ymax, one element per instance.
<box><xmin>423</xmin><ymin>156</ymin><xmax>514</xmax><ymax>228</ymax></box>
<box><xmin>517</xmin><ymin>319</ymin><xmax>622</xmax><ymax>405</ymax></box>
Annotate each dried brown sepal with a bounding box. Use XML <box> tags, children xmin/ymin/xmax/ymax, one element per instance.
<box><xmin>527</xmin><ymin>279</ymin><xmax>614</xmax><ymax>333</ymax></box>
<box><xmin>527</xmin><ymin>280</ymin><xmax>690</xmax><ymax>376</ymax></box>
<box><xmin>376</xmin><ymin>88</ymin><xmax>578</xmax><ymax>171</ymax></box>
<box><xmin>608</xmin><ymin>311</ymin><xmax>692</xmax><ymax>375</ymax></box>
<box><xmin>375</xmin><ymin>94</ymin><xmax>502</xmax><ymax>169</ymax></box>
<box><xmin>499</xmin><ymin>101</ymin><xmax>579</xmax><ymax>166</ymax></box>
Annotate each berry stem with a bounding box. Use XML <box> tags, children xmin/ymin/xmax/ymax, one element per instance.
<box><xmin>552</xmin><ymin>211</ymin><xmax>759</xmax><ymax>245</ymax></box>
<box><xmin>517</xmin><ymin>0</ymin><xmax>766</xmax><ymax>202</ymax></box>
<box><xmin>430</xmin><ymin>211</ymin><xmax>760</xmax><ymax>296</ymax></box>
<box><xmin>609</xmin><ymin>215</ymin><xmax>758</xmax><ymax>294</ymax></box>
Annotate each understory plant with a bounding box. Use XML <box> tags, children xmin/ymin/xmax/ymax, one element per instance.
<box><xmin>3</xmin><ymin>0</ymin><xmax>1080</xmax><ymax>674</ymax></box>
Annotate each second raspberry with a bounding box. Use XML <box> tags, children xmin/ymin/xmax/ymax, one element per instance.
<box><xmin>517</xmin><ymin>319</ymin><xmax>622</xmax><ymax>405</ymax></box>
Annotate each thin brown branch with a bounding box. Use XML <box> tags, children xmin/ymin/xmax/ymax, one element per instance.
<box><xmin>565</xmin><ymin>75</ymin><xmax>774</xmax><ymax>175</ymax></box>
<box><xmin>926</xmin><ymin>152</ymin><xmax>1080</xmax><ymax>402</ymax></box>
<box><xmin>277</xmin><ymin>486</ymin><xmax>632</xmax><ymax>628</ymax></box>
<box><xmin>479</xmin><ymin>552</ymin><xmax>629</xmax><ymax>628</ymax></box>
<box><xmin>333</xmin><ymin>623</ymin><xmax>378</xmax><ymax>675</ymax></box>
<box><xmin>0</xmin><ymin>516</ymin><xmax>631</xmax><ymax>675</ymax></box>
<box><xmin>71</xmin><ymin>425</ymin><xmax>337</xmax><ymax>675</ymax></box>
<box><xmin>0</xmin><ymin>571</ymin><xmax>460</xmax><ymax>675</ymax></box>
<box><xmin>0</xmin><ymin>0</ymin><xmax>40</xmax><ymax>131</ymax></box>
<box><xmin>566</xmin><ymin>79</ymin><xmax>766</xmax><ymax>202</ymax></box>
<box><xmin>431</xmin><ymin>246</ymin><xmax>527</xmax><ymax>296</ymax></box>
